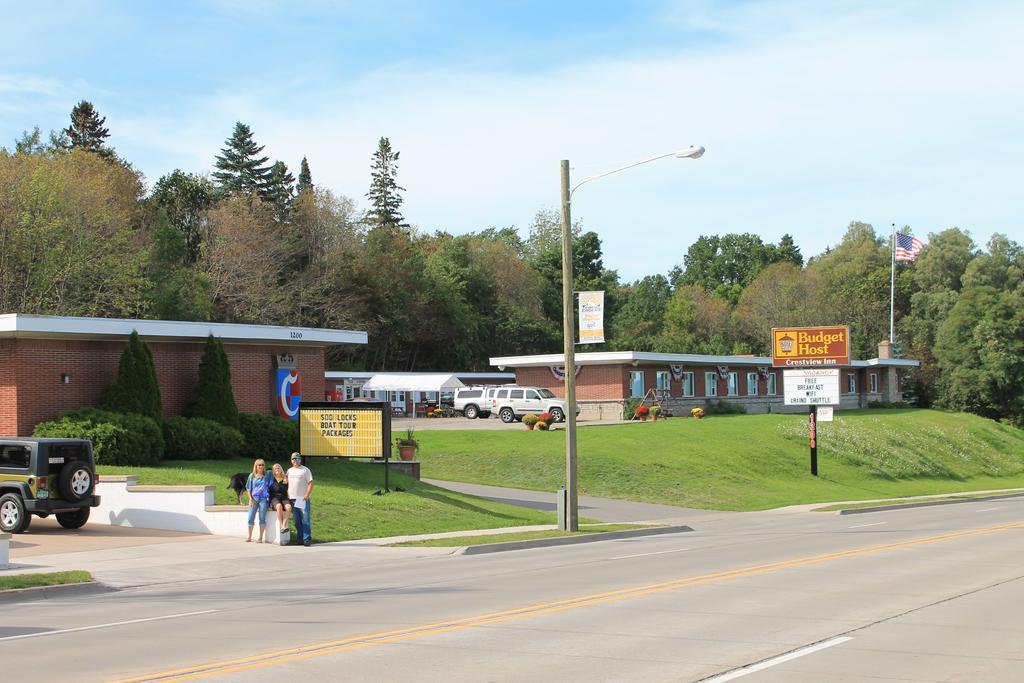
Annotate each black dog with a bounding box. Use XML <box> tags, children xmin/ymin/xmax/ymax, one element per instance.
<box><xmin>227</xmin><ymin>472</ymin><xmax>248</xmax><ymax>504</ymax></box>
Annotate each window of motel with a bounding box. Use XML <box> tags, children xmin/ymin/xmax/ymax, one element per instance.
<box><xmin>630</xmin><ymin>371</ymin><xmax>644</xmax><ymax>398</ymax></box>
<box><xmin>705</xmin><ymin>372</ymin><xmax>718</xmax><ymax>397</ymax></box>
<box><xmin>681</xmin><ymin>372</ymin><xmax>694</xmax><ymax>397</ymax></box>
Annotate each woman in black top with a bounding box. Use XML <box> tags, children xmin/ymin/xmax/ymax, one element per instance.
<box><xmin>269</xmin><ymin>463</ymin><xmax>292</xmax><ymax>534</ymax></box>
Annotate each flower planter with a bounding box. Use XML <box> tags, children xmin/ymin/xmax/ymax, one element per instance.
<box><xmin>398</xmin><ymin>445</ymin><xmax>417</xmax><ymax>461</ymax></box>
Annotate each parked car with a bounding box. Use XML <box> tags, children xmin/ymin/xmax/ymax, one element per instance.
<box><xmin>488</xmin><ymin>386</ymin><xmax>572</xmax><ymax>423</ymax></box>
<box><xmin>453</xmin><ymin>386</ymin><xmax>492</xmax><ymax>419</ymax></box>
<box><xmin>0</xmin><ymin>438</ymin><xmax>100</xmax><ymax>533</ymax></box>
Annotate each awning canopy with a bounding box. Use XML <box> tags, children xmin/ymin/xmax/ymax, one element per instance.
<box><xmin>360</xmin><ymin>373</ymin><xmax>466</xmax><ymax>393</ymax></box>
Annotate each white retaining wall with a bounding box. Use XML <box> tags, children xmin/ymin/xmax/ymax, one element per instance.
<box><xmin>94</xmin><ymin>476</ymin><xmax>290</xmax><ymax>544</ymax></box>
<box><xmin>0</xmin><ymin>532</ymin><xmax>9</xmax><ymax>568</ymax></box>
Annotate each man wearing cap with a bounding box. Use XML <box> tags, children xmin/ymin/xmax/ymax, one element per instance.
<box><xmin>287</xmin><ymin>452</ymin><xmax>314</xmax><ymax>546</ymax></box>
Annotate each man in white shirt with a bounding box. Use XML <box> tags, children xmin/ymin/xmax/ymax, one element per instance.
<box><xmin>287</xmin><ymin>452</ymin><xmax>314</xmax><ymax>546</ymax></box>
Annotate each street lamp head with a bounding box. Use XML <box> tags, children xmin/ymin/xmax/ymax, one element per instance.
<box><xmin>675</xmin><ymin>145</ymin><xmax>705</xmax><ymax>159</ymax></box>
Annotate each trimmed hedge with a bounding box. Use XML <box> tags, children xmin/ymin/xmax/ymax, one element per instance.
<box><xmin>32</xmin><ymin>408</ymin><xmax>163</xmax><ymax>466</ymax></box>
<box><xmin>238</xmin><ymin>413</ymin><xmax>299</xmax><ymax>459</ymax></box>
<box><xmin>163</xmin><ymin>417</ymin><xmax>244</xmax><ymax>460</ymax></box>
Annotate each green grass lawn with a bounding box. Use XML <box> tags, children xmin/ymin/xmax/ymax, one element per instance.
<box><xmin>97</xmin><ymin>458</ymin><xmax>554</xmax><ymax>542</ymax></box>
<box><xmin>0</xmin><ymin>570</ymin><xmax>94</xmax><ymax>591</ymax></box>
<box><xmin>392</xmin><ymin>524</ymin><xmax>651</xmax><ymax>547</ymax></box>
<box><xmin>416</xmin><ymin>409</ymin><xmax>1024</xmax><ymax>511</ymax></box>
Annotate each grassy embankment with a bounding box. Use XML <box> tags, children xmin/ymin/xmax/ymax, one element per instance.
<box><xmin>97</xmin><ymin>458</ymin><xmax>553</xmax><ymax>543</ymax></box>
<box><xmin>416</xmin><ymin>409</ymin><xmax>1024</xmax><ymax>511</ymax></box>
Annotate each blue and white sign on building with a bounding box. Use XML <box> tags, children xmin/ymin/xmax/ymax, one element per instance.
<box><xmin>276</xmin><ymin>368</ymin><xmax>302</xmax><ymax>420</ymax></box>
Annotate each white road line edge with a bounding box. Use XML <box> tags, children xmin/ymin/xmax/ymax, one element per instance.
<box><xmin>0</xmin><ymin>609</ymin><xmax>219</xmax><ymax>642</ymax></box>
<box><xmin>609</xmin><ymin>547</ymin><xmax>691</xmax><ymax>560</ymax></box>
<box><xmin>847</xmin><ymin>521</ymin><xmax>887</xmax><ymax>529</ymax></box>
<box><xmin>975</xmin><ymin>507</ymin><xmax>999</xmax><ymax>512</ymax></box>
<box><xmin>702</xmin><ymin>636</ymin><xmax>853</xmax><ymax>682</ymax></box>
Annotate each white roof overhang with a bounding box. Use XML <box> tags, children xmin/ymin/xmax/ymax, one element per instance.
<box><xmin>0</xmin><ymin>314</ymin><xmax>367</xmax><ymax>347</ymax></box>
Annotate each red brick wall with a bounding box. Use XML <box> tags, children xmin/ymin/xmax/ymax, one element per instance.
<box><xmin>0</xmin><ymin>340</ymin><xmax>17</xmax><ymax>436</ymax></box>
<box><xmin>514</xmin><ymin>365</ymin><xmax>628</xmax><ymax>400</ymax></box>
<box><xmin>3</xmin><ymin>338</ymin><xmax>327</xmax><ymax>436</ymax></box>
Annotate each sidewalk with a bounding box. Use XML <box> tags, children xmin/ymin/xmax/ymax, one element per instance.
<box><xmin>2</xmin><ymin>482</ymin><xmax>719</xmax><ymax>589</ymax></box>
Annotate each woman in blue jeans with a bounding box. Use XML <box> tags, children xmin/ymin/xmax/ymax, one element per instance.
<box><xmin>245</xmin><ymin>459</ymin><xmax>272</xmax><ymax>543</ymax></box>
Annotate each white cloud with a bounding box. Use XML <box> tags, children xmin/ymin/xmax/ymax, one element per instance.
<box><xmin>107</xmin><ymin>1</ymin><xmax>1024</xmax><ymax>277</ymax></box>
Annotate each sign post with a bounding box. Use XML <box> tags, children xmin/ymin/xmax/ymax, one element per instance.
<box><xmin>783</xmin><ymin>368</ymin><xmax>840</xmax><ymax>476</ymax></box>
<box><xmin>809</xmin><ymin>405</ymin><xmax>817</xmax><ymax>476</ymax></box>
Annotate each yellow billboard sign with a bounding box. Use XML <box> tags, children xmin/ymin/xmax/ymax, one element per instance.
<box><xmin>299</xmin><ymin>402</ymin><xmax>390</xmax><ymax>458</ymax></box>
<box><xmin>771</xmin><ymin>326</ymin><xmax>850</xmax><ymax>368</ymax></box>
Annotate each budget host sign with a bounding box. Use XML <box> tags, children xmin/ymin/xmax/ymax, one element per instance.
<box><xmin>771</xmin><ymin>326</ymin><xmax>850</xmax><ymax>368</ymax></box>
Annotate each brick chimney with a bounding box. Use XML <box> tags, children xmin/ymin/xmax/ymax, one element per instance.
<box><xmin>877</xmin><ymin>339</ymin><xmax>893</xmax><ymax>359</ymax></box>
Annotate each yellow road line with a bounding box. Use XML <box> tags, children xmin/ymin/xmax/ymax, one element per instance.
<box><xmin>114</xmin><ymin>520</ymin><xmax>1023</xmax><ymax>682</ymax></box>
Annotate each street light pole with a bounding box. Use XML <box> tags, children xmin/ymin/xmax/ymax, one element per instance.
<box><xmin>559</xmin><ymin>160</ymin><xmax>578</xmax><ymax>531</ymax></box>
<box><xmin>558</xmin><ymin>146</ymin><xmax>705</xmax><ymax>532</ymax></box>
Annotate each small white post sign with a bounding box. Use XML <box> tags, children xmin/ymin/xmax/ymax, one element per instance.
<box><xmin>817</xmin><ymin>406</ymin><xmax>834</xmax><ymax>422</ymax></box>
<box><xmin>783</xmin><ymin>368</ymin><xmax>840</xmax><ymax>406</ymax></box>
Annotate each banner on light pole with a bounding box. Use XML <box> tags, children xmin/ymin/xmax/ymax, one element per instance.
<box><xmin>578</xmin><ymin>291</ymin><xmax>605</xmax><ymax>344</ymax></box>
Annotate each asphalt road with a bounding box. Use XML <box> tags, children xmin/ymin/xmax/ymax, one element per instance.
<box><xmin>4</xmin><ymin>497</ymin><xmax>1023</xmax><ymax>682</ymax></box>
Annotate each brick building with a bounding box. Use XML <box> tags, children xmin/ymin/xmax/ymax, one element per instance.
<box><xmin>0</xmin><ymin>314</ymin><xmax>367</xmax><ymax>437</ymax></box>
<box><xmin>490</xmin><ymin>342</ymin><xmax>918</xmax><ymax>420</ymax></box>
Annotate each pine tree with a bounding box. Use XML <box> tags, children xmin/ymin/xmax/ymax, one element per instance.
<box><xmin>99</xmin><ymin>331</ymin><xmax>163</xmax><ymax>423</ymax></box>
<box><xmin>64</xmin><ymin>100</ymin><xmax>113</xmax><ymax>158</ymax></box>
<box><xmin>296</xmin><ymin>157</ymin><xmax>313</xmax><ymax>195</ymax></box>
<box><xmin>262</xmin><ymin>160</ymin><xmax>296</xmax><ymax>221</ymax></box>
<box><xmin>212</xmin><ymin>122</ymin><xmax>271</xmax><ymax>196</ymax></box>
<box><xmin>186</xmin><ymin>335</ymin><xmax>240</xmax><ymax>429</ymax></box>
<box><xmin>365</xmin><ymin>137</ymin><xmax>407</xmax><ymax>229</ymax></box>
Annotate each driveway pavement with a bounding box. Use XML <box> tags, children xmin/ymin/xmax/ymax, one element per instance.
<box><xmin>8</xmin><ymin>517</ymin><xmax>207</xmax><ymax>558</ymax></box>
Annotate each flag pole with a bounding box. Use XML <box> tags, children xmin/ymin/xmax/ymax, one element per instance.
<box><xmin>889</xmin><ymin>223</ymin><xmax>896</xmax><ymax>345</ymax></box>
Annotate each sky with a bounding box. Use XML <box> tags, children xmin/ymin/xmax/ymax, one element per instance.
<box><xmin>2</xmin><ymin>0</ymin><xmax>1022</xmax><ymax>281</ymax></box>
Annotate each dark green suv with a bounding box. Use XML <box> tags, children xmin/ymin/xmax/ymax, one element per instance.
<box><xmin>0</xmin><ymin>438</ymin><xmax>100</xmax><ymax>533</ymax></box>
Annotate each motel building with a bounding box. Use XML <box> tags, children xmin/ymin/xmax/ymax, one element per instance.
<box><xmin>0</xmin><ymin>314</ymin><xmax>367</xmax><ymax>437</ymax></box>
<box><xmin>489</xmin><ymin>341</ymin><xmax>919</xmax><ymax>421</ymax></box>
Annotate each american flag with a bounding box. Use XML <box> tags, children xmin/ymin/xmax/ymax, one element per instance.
<box><xmin>895</xmin><ymin>233</ymin><xmax>925</xmax><ymax>261</ymax></box>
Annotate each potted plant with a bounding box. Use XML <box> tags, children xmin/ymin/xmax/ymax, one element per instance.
<box><xmin>690</xmin><ymin>407</ymin><xmax>705</xmax><ymax>420</ymax></box>
<box><xmin>650</xmin><ymin>405</ymin><xmax>662</xmax><ymax>421</ymax></box>
<box><xmin>522</xmin><ymin>413</ymin><xmax>539</xmax><ymax>430</ymax></box>
<box><xmin>395</xmin><ymin>428</ymin><xmax>419</xmax><ymax>460</ymax></box>
<box><xmin>635</xmin><ymin>405</ymin><xmax>650</xmax><ymax>421</ymax></box>
<box><xmin>536</xmin><ymin>420</ymin><xmax>549</xmax><ymax>431</ymax></box>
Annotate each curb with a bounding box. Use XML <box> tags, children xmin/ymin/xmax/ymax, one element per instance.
<box><xmin>837</xmin><ymin>492</ymin><xmax>1024</xmax><ymax>515</ymax></box>
<box><xmin>455</xmin><ymin>525</ymin><xmax>694</xmax><ymax>555</ymax></box>
<box><xmin>0</xmin><ymin>581</ymin><xmax>116</xmax><ymax>604</ymax></box>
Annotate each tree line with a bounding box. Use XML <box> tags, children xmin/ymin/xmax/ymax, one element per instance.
<box><xmin>2</xmin><ymin>101</ymin><xmax>1021</xmax><ymax>425</ymax></box>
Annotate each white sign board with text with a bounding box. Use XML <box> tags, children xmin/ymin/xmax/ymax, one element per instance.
<box><xmin>817</xmin><ymin>406</ymin><xmax>834</xmax><ymax>421</ymax></box>
<box><xmin>783</xmin><ymin>368</ymin><xmax>840</xmax><ymax>406</ymax></box>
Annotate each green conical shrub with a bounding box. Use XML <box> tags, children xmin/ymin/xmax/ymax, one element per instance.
<box><xmin>100</xmin><ymin>330</ymin><xmax>163</xmax><ymax>423</ymax></box>
<box><xmin>186</xmin><ymin>334</ymin><xmax>240</xmax><ymax>429</ymax></box>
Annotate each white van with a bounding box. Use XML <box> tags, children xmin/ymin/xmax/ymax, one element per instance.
<box><xmin>488</xmin><ymin>386</ymin><xmax>570</xmax><ymax>423</ymax></box>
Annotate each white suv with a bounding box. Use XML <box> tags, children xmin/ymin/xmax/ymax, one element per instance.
<box><xmin>489</xmin><ymin>386</ymin><xmax>569</xmax><ymax>423</ymax></box>
<box><xmin>453</xmin><ymin>387</ymin><xmax>492</xmax><ymax>419</ymax></box>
